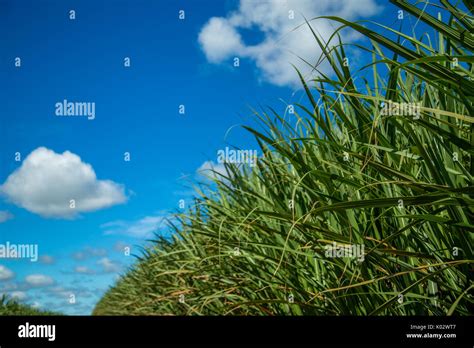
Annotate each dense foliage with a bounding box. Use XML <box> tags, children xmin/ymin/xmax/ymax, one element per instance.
<box><xmin>94</xmin><ymin>0</ymin><xmax>473</xmax><ymax>316</ymax></box>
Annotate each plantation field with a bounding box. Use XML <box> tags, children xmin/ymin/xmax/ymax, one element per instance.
<box><xmin>94</xmin><ymin>0</ymin><xmax>474</xmax><ymax>316</ymax></box>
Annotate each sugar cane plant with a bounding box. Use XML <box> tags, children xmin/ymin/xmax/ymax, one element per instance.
<box><xmin>94</xmin><ymin>0</ymin><xmax>474</xmax><ymax>316</ymax></box>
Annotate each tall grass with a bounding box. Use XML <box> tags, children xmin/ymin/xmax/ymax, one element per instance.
<box><xmin>94</xmin><ymin>0</ymin><xmax>473</xmax><ymax>315</ymax></box>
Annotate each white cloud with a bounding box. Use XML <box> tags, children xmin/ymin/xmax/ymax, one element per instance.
<box><xmin>0</xmin><ymin>282</ymin><xmax>18</xmax><ymax>291</ymax></box>
<box><xmin>114</xmin><ymin>241</ymin><xmax>131</xmax><ymax>253</ymax></box>
<box><xmin>199</xmin><ymin>17</ymin><xmax>245</xmax><ymax>63</ymax></box>
<box><xmin>72</xmin><ymin>247</ymin><xmax>107</xmax><ymax>260</ymax></box>
<box><xmin>102</xmin><ymin>214</ymin><xmax>168</xmax><ymax>238</ymax></box>
<box><xmin>0</xmin><ymin>211</ymin><xmax>13</xmax><ymax>223</ymax></box>
<box><xmin>198</xmin><ymin>0</ymin><xmax>381</xmax><ymax>87</ymax></box>
<box><xmin>0</xmin><ymin>147</ymin><xmax>127</xmax><ymax>218</ymax></box>
<box><xmin>47</xmin><ymin>286</ymin><xmax>84</xmax><ymax>301</ymax></box>
<box><xmin>9</xmin><ymin>291</ymin><xmax>27</xmax><ymax>301</ymax></box>
<box><xmin>97</xmin><ymin>257</ymin><xmax>121</xmax><ymax>273</ymax></box>
<box><xmin>197</xmin><ymin>161</ymin><xmax>228</xmax><ymax>181</ymax></box>
<box><xmin>39</xmin><ymin>255</ymin><xmax>55</xmax><ymax>265</ymax></box>
<box><xmin>47</xmin><ymin>286</ymin><xmax>70</xmax><ymax>297</ymax></box>
<box><xmin>74</xmin><ymin>266</ymin><xmax>95</xmax><ymax>275</ymax></box>
<box><xmin>30</xmin><ymin>301</ymin><xmax>41</xmax><ymax>308</ymax></box>
<box><xmin>0</xmin><ymin>265</ymin><xmax>14</xmax><ymax>281</ymax></box>
<box><xmin>25</xmin><ymin>274</ymin><xmax>54</xmax><ymax>287</ymax></box>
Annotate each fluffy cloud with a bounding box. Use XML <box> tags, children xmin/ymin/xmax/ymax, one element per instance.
<box><xmin>97</xmin><ymin>257</ymin><xmax>121</xmax><ymax>273</ymax></box>
<box><xmin>198</xmin><ymin>0</ymin><xmax>381</xmax><ymax>87</ymax></box>
<box><xmin>101</xmin><ymin>214</ymin><xmax>168</xmax><ymax>238</ymax></box>
<box><xmin>46</xmin><ymin>287</ymin><xmax>69</xmax><ymax>297</ymax></box>
<box><xmin>72</xmin><ymin>247</ymin><xmax>107</xmax><ymax>261</ymax></box>
<box><xmin>74</xmin><ymin>266</ymin><xmax>95</xmax><ymax>275</ymax></box>
<box><xmin>199</xmin><ymin>17</ymin><xmax>245</xmax><ymax>63</ymax></box>
<box><xmin>30</xmin><ymin>301</ymin><xmax>41</xmax><ymax>308</ymax></box>
<box><xmin>39</xmin><ymin>255</ymin><xmax>56</xmax><ymax>265</ymax></box>
<box><xmin>25</xmin><ymin>274</ymin><xmax>54</xmax><ymax>287</ymax></box>
<box><xmin>0</xmin><ymin>211</ymin><xmax>13</xmax><ymax>223</ymax></box>
<box><xmin>46</xmin><ymin>286</ymin><xmax>77</xmax><ymax>299</ymax></box>
<box><xmin>197</xmin><ymin>161</ymin><xmax>228</xmax><ymax>180</ymax></box>
<box><xmin>9</xmin><ymin>291</ymin><xmax>27</xmax><ymax>301</ymax></box>
<box><xmin>0</xmin><ymin>265</ymin><xmax>14</xmax><ymax>281</ymax></box>
<box><xmin>0</xmin><ymin>147</ymin><xmax>127</xmax><ymax>218</ymax></box>
<box><xmin>114</xmin><ymin>241</ymin><xmax>132</xmax><ymax>253</ymax></box>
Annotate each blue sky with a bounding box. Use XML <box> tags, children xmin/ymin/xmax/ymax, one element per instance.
<box><xmin>0</xmin><ymin>0</ymin><xmax>406</xmax><ymax>314</ymax></box>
